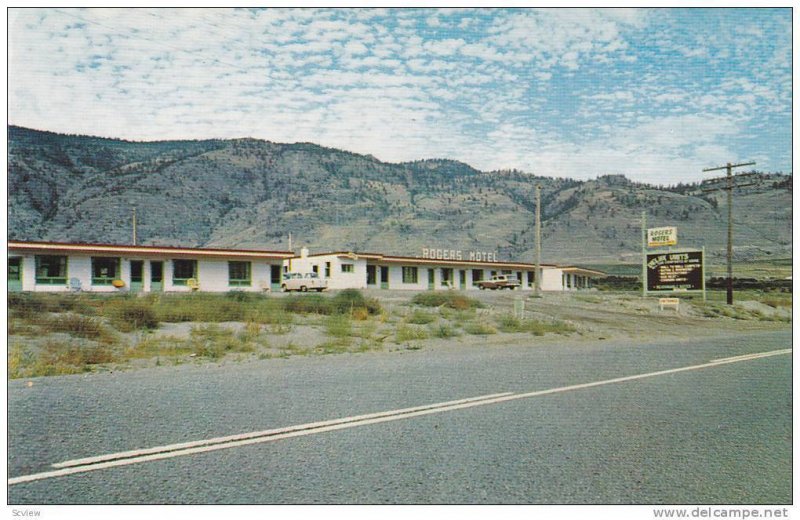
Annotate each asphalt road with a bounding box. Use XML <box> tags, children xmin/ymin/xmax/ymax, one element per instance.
<box><xmin>8</xmin><ymin>329</ymin><xmax>792</xmax><ymax>504</ymax></box>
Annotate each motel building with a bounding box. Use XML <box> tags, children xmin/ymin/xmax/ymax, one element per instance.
<box><xmin>287</xmin><ymin>248</ymin><xmax>604</xmax><ymax>292</ymax></box>
<box><xmin>7</xmin><ymin>241</ymin><xmax>603</xmax><ymax>294</ymax></box>
<box><xmin>7</xmin><ymin>241</ymin><xmax>293</xmax><ymax>293</ymax></box>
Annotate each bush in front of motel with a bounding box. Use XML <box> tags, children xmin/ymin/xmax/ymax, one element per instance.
<box><xmin>411</xmin><ymin>291</ymin><xmax>482</xmax><ymax>310</ymax></box>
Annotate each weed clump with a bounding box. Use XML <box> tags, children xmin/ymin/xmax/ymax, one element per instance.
<box><xmin>430</xmin><ymin>323</ymin><xmax>459</xmax><ymax>338</ymax></box>
<box><xmin>332</xmin><ymin>289</ymin><xmax>382</xmax><ymax>316</ymax></box>
<box><xmin>153</xmin><ymin>294</ymin><xmax>246</xmax><ymax>322</ymax></box>
<box><xmin>463</xmin><ymin>321</ymin><xmax>497</xmax><ymax>335</ymax></box>
<box><xmin>105</xmin><ymin>299</ymin><xmax>159</xmax><ymax>332</ymax></box>
<box><xmin>412</xmin><ymin>292</ymin><xmax>481</xmax><ymax>310</ymax></box>
<box><xmin>396</xmin><ymin>324</ymin><xmax>429</xmax><ymax>342</ymax></box>
<box><xmin>42</xmin><ymin>314</ymin><xmax>117</xmax><ymax>344</ymax></box>
<box><xmin>406</xmin><ymin>310</ymin><xmax>436</xmax><ymax>325</ymax></box>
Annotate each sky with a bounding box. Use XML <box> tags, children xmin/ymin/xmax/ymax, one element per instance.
<box><xmin>7</xmin><ymin>7</ymin><xmax>793</xmax><ymax>184</ymax></box>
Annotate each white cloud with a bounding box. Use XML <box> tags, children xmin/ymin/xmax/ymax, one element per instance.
<box><xmin>6</xmin><ymin>8</ymin><xmax>791</xmax><ymax>184</ymax></box>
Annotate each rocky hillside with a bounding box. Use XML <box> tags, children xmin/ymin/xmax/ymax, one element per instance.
<box><xmin>8</xmin><ymin>126</ymin><xmax>792</xmax><ymax>264</ymax></box>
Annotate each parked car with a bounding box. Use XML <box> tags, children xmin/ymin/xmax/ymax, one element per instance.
<box><xmin>281</xmin><ymin>272</ymin><xmax>328</xmax><ymax>292</ymax></box>
<box><xmin>476</xmin><ymin>275</ymin><xmax>521</xmax><ymax>290</ymax></box>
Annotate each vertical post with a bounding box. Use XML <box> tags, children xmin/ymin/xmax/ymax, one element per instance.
<box><xmin>132</xmin><ymin>207</ymin><xmax>137</xmax><ymax>246</ymax></box>
<box><xmin>701</xmin><ymin>246</ymin><xmax>706</xmax><ymax>301</ymax></box>
<box><xmin>535</xmin><ymin>184</ymin><xmax>542</xmax><ymax>297</ymax></box>
<box><xmin>641</xmin><ymin>210</ymin><xmax>647</xmax><ymax>298</ymax></box>
<box><xmin>288</xmin><ymin>232</ymin><xmax>293</xmax><ymax>253</ymax></box>
<box><xmin>702</xmin><ymin>160</ymin><xmax>754</xmax><ymax>306</ymax></box>
<box><xmin>726</xmin><ymin>163</ymin><xmax>734</xmax><ymax>305</ymax></box>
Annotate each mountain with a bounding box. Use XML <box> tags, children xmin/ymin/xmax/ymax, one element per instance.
<box><xmin>7</xmin><ymin>126</ymin><xmax>792</xmax><ymax>264</ymax></box>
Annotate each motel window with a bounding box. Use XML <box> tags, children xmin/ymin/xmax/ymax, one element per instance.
<box><xmin>472</xmin><ymin>269</ymin><xmax>483</xmax><ymax>282</ymax></box>
<box><xmin>172</xmin><ymin>259</ymin><xmax>198</xmax><ymax>285</ymax></box>
<box><xmin>35</xmin><ymin>255</ymin><xmax>67</xmax><ymax>285</ymax></box>
<box><xmin>228</xmin><ymin>261</ymin><xmax>251</xmax><ymax>287</ymax></box>
<box><xmin>402</xmin><ymin>266</ymin><xmax>418</xmax><ymax>284</ymax></box>
<box><xmin>91</xmin><ymin>257</ymin><xmax>121</xmax><ymax>285</ymax></box>
<box><xmin>312</xmin><ymin>265</ymin><xmax>319</xmax><ymax>274</ymax></box>
<box><xmin>490</xmin><ymin>270</ymin><xmax>497</xmax><ymax>278</ymax></box>
<box><xmin>325</xmin><ymin>262</ymin><xmax>331</xmax><ymax>278</ymax></box>
<box><xmin>341</xmin><ymin>263</ymin><xmax>354</xmax><ymax>273</ymax></box>
<box><xmin>8</xmin><ymin>257</ymin><xmax>21</xmax><ymax>281</ymax></box>
<box><xmin>527</xmin><ymin>271</ymin><xmax>535</xmax><ymax>287</ymax></box>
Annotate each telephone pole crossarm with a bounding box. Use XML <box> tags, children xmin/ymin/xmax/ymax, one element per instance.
<box><xmin>702</xmin><ymin>161</ymin><xmax>756</xmax><ymax>173</ymax></box>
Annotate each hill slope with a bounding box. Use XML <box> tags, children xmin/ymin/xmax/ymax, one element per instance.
<box><xmin>8</xmin><ymin>126</ymin><xmax>792</xmax><ymax>264</ymax></box>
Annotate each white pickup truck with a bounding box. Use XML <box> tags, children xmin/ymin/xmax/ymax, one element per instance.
<box><xmin>475</xmin><ymin>275</ymin><xmax>521</xmax><ymax>290</ymax></box>
<box><xmin>281</xmin><ymin>272</ymin><xmax>328</xmax><ymax>292</ymax></box>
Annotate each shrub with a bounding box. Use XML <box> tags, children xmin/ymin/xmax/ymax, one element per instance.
<box><xmin>41</xmin><ymin>339</ymin><xmax>118</xmax><ymax>368</ymax></box>
<box><xmin>283</xmin><ymin>294</ymin><xmax>333</xmax><ymax>315</ymax></box>
<box><xmin>351</xmin><ymin>307</ymin><xmax>370</xmax><ymax>321</ymax></box>
<box><xmin>496</xmin><ymin>314</ymin><xmax>524</xmax><ymax>333</ymax></box>
<box><xmin>154</xmin><ymin>294</ymin><xmax>246</xmax><ymax>322</ymax></box>
<box><xmin>412</xmin><ymin>292</ymin><xmax>481</xmax><ymax>310</ymax></box>
<box><xmin>396</xmin><ymin>324</ymin><xmax>429</xmax><ymax>342</ymax></box>
<box><xmin>9</xmin><ymin>293</ymin><xmax>97</xmax><ymax>317</ymax></box>
<box><xmin>188</xmin><ymin>325</ymin><xmax>254</xmax><ymax>358</ymax></box>
<box><xmin>430</xmin><ymin>323</ymin><xmax>459</xmax><ymax>338</ymax></box>
<box><xmin>407</xmin><ymin>310</ymin><xmax>436</xmax><ymax>324</ymax></box>
<box><xmin>105</xmin><ymin>299</ymin><xmax>159</xmax><ymax>332</ymax></box>
<box><xmin>463</xmin><ymin>321</ymin><xmax>497</xmax><ymax>335</ymax></box>
<box><xmin>246</xmin><ymin>305</ymin><xmax>293</xmax><ymax>326</ymax></box>
<box><xmin>225</xmin><ymin>291</ymin><xmax>264</xmax><ymax>302</ymax></box>
<box><xmin>332</xmin><ymin>289</ymin><xmax>382</xmax><ymax>316</ymax></box>
<box><xmin>43</xmin><ymin>314</ymin><xmax>117</xmax><ymax>344</ymax></box>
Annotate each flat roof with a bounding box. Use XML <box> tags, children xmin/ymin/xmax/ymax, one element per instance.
<box><xmin>291</xmin><ymin>251</ymin><xmax>587</xmax><ymax>272</ymax></box>
<box><xmin>560</xmin><ymin>266</ymin><xmax>608</xmax><ymax>277</ymax></box>
<box><xmin>8</xmin><ymin>241</ymin><xmax>295</xmax><ymax>260</ymax></box>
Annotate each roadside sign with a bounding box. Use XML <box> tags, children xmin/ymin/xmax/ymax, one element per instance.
<box><xmin>647</xmin><ymin>226</ymin><xmax>677</xmax><ymax>247</ymax></box>
<box><xmin>646</xmin><ymin>250</ymin><xmax>703</xmax><ymax>292</ymax></box>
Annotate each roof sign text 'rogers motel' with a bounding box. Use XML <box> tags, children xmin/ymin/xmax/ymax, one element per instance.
<box><xmin>421</xmin><ymin>248</ymin><xmax>498</xmax><ymax>262</ymax></box>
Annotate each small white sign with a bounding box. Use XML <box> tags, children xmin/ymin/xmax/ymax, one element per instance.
<box><xmin>647</xmin><ymin>226</ymin><xmax>677</xmax><ymax>247</ymax></box>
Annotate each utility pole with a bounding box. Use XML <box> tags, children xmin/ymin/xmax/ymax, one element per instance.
<box><xmin>132</xmin><ymin>207</ymin><xmax>137</xmax><ymax>246</ymax></box>
<box><xmin>701</xmin><ymin>161</ymin><xmax>757</xmax><ymax>305</ymax></box>
<box><xmin>288</xmin><ymin>232</ymin><xmax>293</xmax><ymax>253</ymax></box>
<box><xmin>641</xmin><ymin>210</ymin><xmax>647</xmax><ymax>298</ymax></box>
<box><xmin>534</xmin><ymin>184</ymin><xmax>542</xmax><ymax>297</ymax></box>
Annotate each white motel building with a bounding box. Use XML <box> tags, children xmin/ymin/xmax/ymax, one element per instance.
<box><xmin>7</xmin><ymin>241</ymin><xmax>604</xmax><ymax>293</ymax></box>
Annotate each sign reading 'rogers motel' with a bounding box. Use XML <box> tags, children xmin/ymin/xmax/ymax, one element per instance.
<box><xmin>422</xmin><ymin>248</ymin><xmax>498</xmax><ymax>262</ymax></box>
<box><xmin>647</xmin><ymin>226</ymin><xmax>678</xmax><ymax>248</ymax></box>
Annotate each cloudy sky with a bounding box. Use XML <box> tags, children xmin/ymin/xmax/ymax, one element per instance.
<box><xmin>8</xmin><ymin>7</ymin><xmax>792</xmax><ymax>184</ymax></box>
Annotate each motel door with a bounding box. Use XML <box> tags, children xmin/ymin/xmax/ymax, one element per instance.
<box><xmin>130</xmin><ymin>261</ymin><xmax>144</xmax><ymax>292</ymax></box>
<box><xmin>459</xmin><ymin>270</ymin><xmax>466</xmax><ymax>290</ymax></box>
<box><xmin>271</xmin><ymin>265</ymin><xmax>282</xmax><ymax>291</ymax></box>
<box><xmin>366</xmin><ymin>265</ymin><xmax>377</xmax><ymax>286</ymax></box>
<box><xmin>427</xmin><ymin>269</ymin><xmax>435</xmax><ymax>290</ymax></box>
<box><xmin>8</xmin><ymin>257</ymin><xmax>22</xmax><ymax>292</ymax></box>
<box><xmin>380</xmin><ymin>266</ymin><xmax>389</xmax><ymax>289</ymax></box>
<box><xmin>150</xmin><ymin>261</ymin><xmax>163</xmax><ymax>292</ymax></box>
